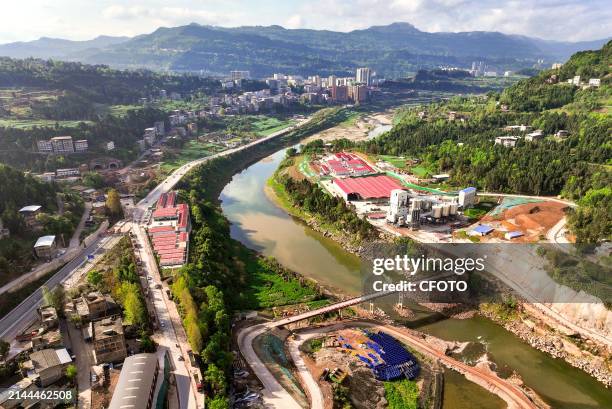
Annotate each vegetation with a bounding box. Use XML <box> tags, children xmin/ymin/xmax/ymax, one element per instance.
<box><xmin>363</xmin><ymin>41</ymin><xmax>612</xmax><ymax>243</ymax></box>
<box><xmin>9</xmin><ymin>23</ymin><xmax>597</xmax><ymax>77</ymax></box>
<box><xmin>272</xmin><ymin>159</ymin><xmax>376</xmax><ymax>243</ymax></box>
<box><xmin>384</xmin><ymin>379</ymin><xmax>419</xmax><ymax>409</ymax></box>
<box><xmin>92</xmin><ymin>237</ymin><xmax>148</xmax><ymax>329</ymax></box>
<box><xmin>41</xmin><ymin>285</ymin><xmax>65</xmax><ymax>315</ymax></box>
<box><xmin>65</xmin><ymin>364</ymin><xmax>77</xmax><ymax>384</ymax></box>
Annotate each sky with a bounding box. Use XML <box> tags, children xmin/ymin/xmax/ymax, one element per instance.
<box><xmin>0</xmin><ymin>0</ymin><xmax>609</xmax><ymax>44</ymax></box>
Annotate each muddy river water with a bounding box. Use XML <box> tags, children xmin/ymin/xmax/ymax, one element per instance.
<box><xmin>220</xmin><ymin>148</ymin><xmax>611</xmax><ymax>409</ymax></box>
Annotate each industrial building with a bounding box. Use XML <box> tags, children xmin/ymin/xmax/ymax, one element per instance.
<box><xmin>108</xmin><ymin>353</ymin><xmax>160</xmax><ymax>409</ymax></box>
<box><xmin>333</xmin><ymin>175</ymin><xmax>405</xmax><ymax>201</ymax></box>
<box><xmin>148</xmin><ymin>191</ymin><xmax>191</xmax><ymax>267</ymax></box>
<box><xmin>458</xmin><ymin>187</ymin><xmax>477</xmax><ymax>208</ymax></box>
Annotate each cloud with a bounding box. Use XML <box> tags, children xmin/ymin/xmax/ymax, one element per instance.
<box><xmin>285</xmin><ymin>14</ymin><xmax>304</xmax><ymax>29</ymax></box>
<box><xmin>102</xmin><ymin>4</ymin><xmax>227</xmax><ymax>26</ymax></box>
<box><xmin>294</xmin><ymin>0</ymin><xmax>611</xmax><ymax>41</ymax></box>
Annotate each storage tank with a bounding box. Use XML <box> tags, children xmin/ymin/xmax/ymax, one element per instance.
<box><xmin>432</xmin><ymin>204</ymin><xmax>443</xmax><ymax>219</ymax></box>
<box><xmin>442</xmin><ymin>203</ymin><xmax>451</xmax><ymax>217</ymax></box>
<box><xmin>449</xmin><ymin>203</ymin><xmax>458</xmax><ymax>216</ymax></box>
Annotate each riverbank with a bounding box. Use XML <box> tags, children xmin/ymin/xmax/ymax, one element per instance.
<box><xmin>480</xmin><ymin>303</ymin><xmax>612</xmax><ymax>387</ymax></box>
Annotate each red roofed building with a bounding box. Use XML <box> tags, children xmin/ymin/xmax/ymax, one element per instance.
<box><xmin>148</xmin><ymin>191</ymin><xmax>191</xmax><ymax>267</ymax></box>
<box><xmin>333</xmin><ymin>175</ymin><xmax>405</xmax><ymax>201</ymax></box>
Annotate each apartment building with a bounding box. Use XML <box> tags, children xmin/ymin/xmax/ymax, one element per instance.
<box><xmin>50</xmin><ymin>136</ymin><xmax>75</xmax><ymax>153</ymax></box>
<box><xmin>92</xmin><ymin>316</ymin><xmax>127</xmax><ymax>364</ymax></box>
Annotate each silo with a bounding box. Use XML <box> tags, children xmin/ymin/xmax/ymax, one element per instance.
<box><xmin>432</xmin><ymin>204</ymin><xmax>443</xmax><ymax>219</ymax></box>
<box><xmin>442</xmin><ymin>203</ymin><xmax>451</xmax><ymax>217</ymax></box>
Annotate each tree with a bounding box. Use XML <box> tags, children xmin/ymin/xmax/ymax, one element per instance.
<box><xmin>87</xmin><ymin>270</ymin><xmax>103</xmax><ymax>287</ymax></box>
<box><xmin>0</xmin><ymin>339</ymin><xmax>9</xmax><ymax>361</ymax></box>
<box><xmin>65</xmin><ymin>364</ymin><xmax>77</xmax><ymax>384</ymax></box>
<box><xmin>83</xmin><ymin>172</ymin><xmax>105</xmax><ymax>189</ymax></box>
<box><xmin>42</xmin><ymin>285</ymin><xmax>65</xmax><ymax>314</ymax></box>
<box><xmin>204</xmin><ymin>363</ymin><xmax>227</xmax><ymax>396</ymax></box>
<box><xmin>105</xmin><ymin>189</ymin><xmax>122</xmax><ymax>216</ymax></box>
<box><xmin>207</xmin><ymin>396</ymin><xmax>229</xmax><ymax>409</ymax></box>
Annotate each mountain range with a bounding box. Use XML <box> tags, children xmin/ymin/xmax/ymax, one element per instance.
<box><xmin>0</xmin><ymin>22</ymin><xmax>608</xmax><ymax>78</ymax></box>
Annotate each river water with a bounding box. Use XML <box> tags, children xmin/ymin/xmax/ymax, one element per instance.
<box><xmin>220</xmin><ymin>148</ymin><xmax>612</xmax><ymax>409</ymax></box>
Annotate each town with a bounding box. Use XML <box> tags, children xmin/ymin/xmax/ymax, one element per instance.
<box><xmin>0</xmin><ymin>7</ymin><xmax>610</xmax><ymax>409</ymax></box>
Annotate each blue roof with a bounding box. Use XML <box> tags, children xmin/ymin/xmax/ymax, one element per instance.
<box><xmin>460</xmin><ymin>187</ymin><xmax>477</xmax><ymax>193</ymax></box>
<box><xmin>506</xmin><ymin>231</ymin><xmax>523</xmax><ymax>238</ymax></box>
<box><xmin>473</xmin><ymin>225</ymin><xmax>494</xmax><ymax>234</ymax></box>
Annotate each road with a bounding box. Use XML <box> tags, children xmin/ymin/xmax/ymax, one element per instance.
<box><xmin>131</xmin><ymin>226</ymin><xmax>202</xmax><ymax>409</ymax></box>
<box><xmin>0</xmin><ymin>202</ymin><xmax>93</xmax><ymax>296</ymax></box>
<box><xmin>0</xmin><ymin>234</ymin><xmax>120</xmax><ymax>342</ymax></box>
<box><xmin>133</xmin><ymin>117</ymin><xmax>312</xmax><ymax>219</ymax></box>
<box><xmin>287</xmin><ymin>332</ymin><xmax>325</xmax><ymax>409</ymax></box>
<box><xmin>238</xmin><ymin>319</ymin><xmax>539</xmax><ymax>409</ymax></box>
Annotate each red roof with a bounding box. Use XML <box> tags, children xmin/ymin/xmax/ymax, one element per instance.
<box><xmin>149</xmin><ymin>225</ymin><xmax>175</xmax><ymax>233</ymax></box>
<box><xmin>334</xmin><ymin>175</ymin><xmax>404</xmax><ymax>199</ymax></box>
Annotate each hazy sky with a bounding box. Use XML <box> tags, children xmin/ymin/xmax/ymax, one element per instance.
<box><xmin>0</xmin><ymin>0</ymin><xmax>609</xmax><ymax>44</ymax></box>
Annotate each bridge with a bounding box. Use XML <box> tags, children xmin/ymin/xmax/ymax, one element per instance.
<box><xmin>266</xmin><ymin>291</ymin><xmax>392</xmax><ymax>328</ymax></box>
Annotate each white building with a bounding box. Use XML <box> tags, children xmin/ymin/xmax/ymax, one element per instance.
<box><xmin>106</xmin><ymin>141</ymin><xmax>115</xmax><ymax>151</ymax></box>
<box><xmin>387</xmin><ymin>189</ymin><xmax>409</xmax><ymax>224</ymax></box>
<box><xmin>74</xmin><ymin>139</ymin><xmax>88</xmax><ymax>153</ymax></box>
<box><xmin>458</xmin><ymin>187</ymin><xmax>477</xmax><ymax>208</ymax></box>
<box><xmin>588</xmin><ymin>78</ymin><xmax>601</xmax><ymax>87</ymax></box>
<box><xmin>230</xmin><ymin>70</ymin><xmax>250</xmax><ymax>81</ymax></box>
<box><xmin>37</xmin><ymin>140</ymin><xmax>53</xmax><ymax>153</ymax></box>
<box><xmin>525</xmin><ymin>130</ymin><xmax>544</xmax><ymax>142</ymax></box>
<box><xmin>494</xmin><ymin>136</ymin><xmax>519</xmax><ymax>147</ymax></box>
<box><xmin>356</xmin><ymin>67</ymin><xmax>372</xmax><ymax>86</ymax></box>
<box><xmin>50</xmin><ymin>136</ymin><xmax>74</xmax><ymax>153</ymax></box>
<box><xmin>154</xmin><ymin>121</ymin><xmax>165</xmax><ymax>136</ymax></box>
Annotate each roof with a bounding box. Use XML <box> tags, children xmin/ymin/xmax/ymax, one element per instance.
<box><xmin>34</xmin><ymin>235</ymin><xmax>56</xmax><ymax>248</ymax></box>
<box><xmin>108</xmin><ymin>353</ymin><xmax>159</xmax><ymax>409</ymax></box>
<box><xmin>94</xmin><ymin>317</ymin><xmax>124</xmax><ymax>340</ymax></box>
<box><xmin>30</xmin><ymin>348</ymin><xmax>71</xmax><ymax>371</ymax></box>
<box><xmin>473</xmin><ymin>225</ymin><xmax>494</xmax><ymax>234</ymax></box>
<box><xmin>334</xmin><ymin>175</ymin><xmax>404</xmax><ymax>200</ymax></box>
<box><xmin>460</xmin><ymin>187</ymin><xmax>477</xmax><ymax>194</ymax></box>
<box><xmin>50</xmin><ymin>135</ymin><xmax>72</xmax><ymax>140</ymax></box>
<box><xmin>506</xmin><ymin>231</ymin><xmax>524</xmax><ymax>238</ymax></box>
<box><xmin>19</xmin><ymin>205</ymin><xmax>41</xmax><ymax>213</ymax></box>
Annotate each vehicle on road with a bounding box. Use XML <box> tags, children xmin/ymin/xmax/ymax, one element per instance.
<box><xmin>178</xmin><ymin>355</ymin><xmax>184</xmax><ymax>361</ymax></box>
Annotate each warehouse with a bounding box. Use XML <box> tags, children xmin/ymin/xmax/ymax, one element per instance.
<box><xmin>333</xmin><ymin>175</ymin><xmax>405</xmax><ymax>202</ymax></box>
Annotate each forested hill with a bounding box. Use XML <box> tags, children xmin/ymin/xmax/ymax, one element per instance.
<box><xmin>0</xmin><ymin>23</ymin><xmax>608</xmax><ymax>77</ymax></box>
<box><xmin>364</xmin><ymin>41</ymin><xmax>611</xmax><ymax>242</ymax></box>
<box><xmin>0</xmin><ymin>57</ymin><xmax>219</xmax><ymax>108</ymax></box>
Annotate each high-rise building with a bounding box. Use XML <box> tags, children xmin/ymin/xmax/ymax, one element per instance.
<box><xmin>331</xmin><ymin>85</ymin><xmax>348</xmax><ymax>102</ymax></box>
<box><xmin>349</xmin><ymin>85</ymin><xmax>368</xmax><ymax>103</ymax></box>
<box><xmin>230</xmin><ymin>70</ymin><xmax>250</xmax><ymax>81</ymax></box>
<box><xmin>328</xmin><ymin>75</ymin><xmax>337</xmax><ymax>87</ymax></box>
<box><xmin>356</xmin><ymin>67</ymin><xmax>372</xmax><ymax>86</ymax></box>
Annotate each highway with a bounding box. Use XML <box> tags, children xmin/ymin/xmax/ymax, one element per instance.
<box><xmin>0</xmin><ymin>234</ymin><xmax>120</xmax><ymax>342</ymax></box>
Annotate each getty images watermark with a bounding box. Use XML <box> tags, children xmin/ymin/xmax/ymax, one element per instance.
<box><xmin>369</xmin><ymin>254</ymin><xmax>486</xmax><ymax>293</ymax></box>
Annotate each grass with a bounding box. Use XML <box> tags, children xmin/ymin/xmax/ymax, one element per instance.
<box><xmin>377</xmin><ymin>154</ymin><xmax>408</xmax><ymax>169</ymax></box>
<box><xmin>0</xmin><ymin>118</ymin><xmax>92</xmax><ymax>129</ymax></box>
<box><xmin>410</xmin><ymin>165</ymin><xmax>433</xmax><ymax>178</ymax></box>
<box><xmin>463</xmin><ymin>200</ymin><xmax>497</xmax><ymax>220</ymax></box>
<box><xmin>384</xmin><ymin>378</ymin><xmax>419</xmax><ymax>409</ymax></box>
<box><xmin>240</xmin><ymin>252</ymin><xmax>322</xmax><ymax>309</ymax></box>
<box><xmin>250</xmin><ymin>116</ymin><xmax>296</xmax><ymax>136</ymax></box>
<box><xmin>160</xmin><ymin>140</ymin><xmax>224</xmax><ymax>172</ymax></box>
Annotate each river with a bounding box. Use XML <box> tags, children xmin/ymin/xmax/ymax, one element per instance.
<box><xmin>220</xmin><ymin>148</ymin><xmax>612</xmax><ymax>409</ymax></box>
